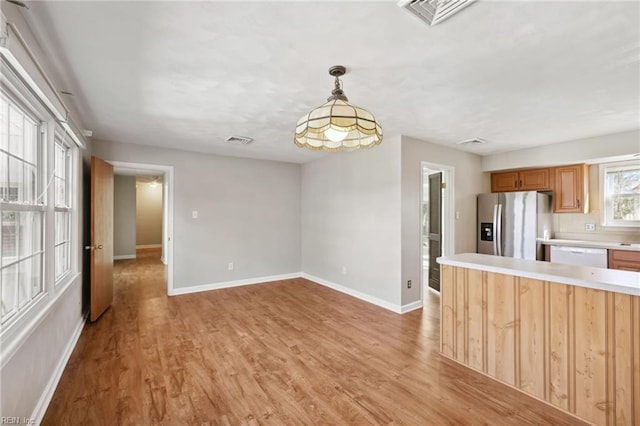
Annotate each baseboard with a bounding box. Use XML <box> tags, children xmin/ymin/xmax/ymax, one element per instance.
<box><xmin>160</xmin><ymin>256</ymin><xmax>167</xmax><ymax>265</ymax></box>
<box><xmin>136</xmin><ymin>244</ymin><xmax>162</xmax><ymax>249</ymax></box>
<box><xmin>169</xmin><ymin>272</ymin><xmax>303</xmax><ymax>296</ymax></box>
<box><xmin>114</xmin><ymin>254</ymin><xmax>136</xmax><ymax>260</ymax></box>
<box><xmin>400</xmin><ymin>300</ymin><xmax>423</xmax><ymax>313</ymax></box>
<box><xmin>32</xmin><ymin>314</ymin><xmax>86</xmax><ymax>424</ymax></box>
<box><xmin>300</xmin><ymin>273</ymin><xmax>403</xmax><ymax>313</ymax></box>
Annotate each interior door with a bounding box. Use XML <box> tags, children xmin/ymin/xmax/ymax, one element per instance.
<box><xmin>428</xmin><ymin>173</ymin><xmax>442</xmax><ymax>292</ymax></box>
<box><xmin>88</xmin><ymin>156</ymin><xmax>114</xmax><ymax>321</ymax></box>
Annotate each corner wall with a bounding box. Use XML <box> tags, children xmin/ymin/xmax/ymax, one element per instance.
<box><xmin>136</xmin><ymin>180</ymin><xmax>163</xmax><ymax>247</ymax></box>
<box><xmin>301</xmin><ymin>136</ymin><xmax>403</xmax><ymax>309</ymax></box>
<box><xmin>401</xmin><ymin>136</ymin><xmax>487</xmax><ymax>306</ymax></box>
<box><xmin>113</xmin><ymin>175</ymin><xmax>136</xmax><ymax>257</ymax></box>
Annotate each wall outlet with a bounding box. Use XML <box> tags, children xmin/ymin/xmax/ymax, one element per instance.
<box><xmin>192</xmin><ymin>210</ymin><xmax>198</xmax><ymax>219</ymax></box>
<box><xmin>342</xmin><ymin>266</ymin><xmax>347</xmax><ymax>275</ymax></box>
<box><xmin>585</xmin><ymin>223</ymin><xmax>596</xmax><ymax>231</ymax></box>
<box><xmin>228</xmin><ymin>262</ymin><xmax>234</xmax><ymax>271</ymax></box>
<box><xmin>407</xmin><ymin>280</ymin><xmax>412</xmax><ymax>288</ymax></box>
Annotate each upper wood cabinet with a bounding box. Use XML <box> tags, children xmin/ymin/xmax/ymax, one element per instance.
<box><xmin>553</xmin><ymin>164</ymin><xmax>588</xmax><ymax>213</ymax></box>
<box><xmin>491</xmin><ymin>168</ymin><xmax>551</xmax><ymax>192</ymax></box>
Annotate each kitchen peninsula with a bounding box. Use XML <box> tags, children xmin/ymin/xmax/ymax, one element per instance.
<box><xmin>437</xmin><ymin>253</ymin><xmax>640</xmax><ymax>426</ymax></box>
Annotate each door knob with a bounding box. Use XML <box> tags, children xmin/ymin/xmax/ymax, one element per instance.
<box><xmin>84</xmin><ymin>245</ymin><xmax>104</xmax><ymax>250</ymax></box>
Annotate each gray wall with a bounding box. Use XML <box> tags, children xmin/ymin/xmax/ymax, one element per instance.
<box><xmin>301</xmin><ymin>136</ymin><xmax>403</xmax><ymax>307</ymax></box>
<box><xmin>0</xmin><ymin>3</ymin><xmax>88</xmax><ymax>420</ymax></box>
<box><xmin>136</xmin><ymin>181</ymin><xmax>163</xmax><ymax>246</ymax></box>
<box><xmin>114</xmin><ymin>175</ymin><xmax>136</xmax><ymax>257</ymax></box>
<box><xmin>401</xmin><ymin>136</ymin><xmax>487</xmax><ymax>305</ymax></box>
<box><xmin>92</xmin><ymin>139</ymin><xmax>302</xmax><ymax>288</ymax></box>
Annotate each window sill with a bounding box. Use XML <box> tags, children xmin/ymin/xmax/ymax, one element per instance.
<box><xmin>0</xmin><ymin>271</ymin><xmax>82</xmax><ymax>368</ymax></box>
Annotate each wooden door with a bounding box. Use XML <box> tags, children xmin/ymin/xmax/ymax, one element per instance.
<box><xmin>428</xmin><ymin>173</ymin><xmax>442</xmax><ymax>292</ymax></box>
<box><xmin>491</xmin><ymin>171</ymin><xmax>519</xmax><ymax>192</ymax></box>
<box><xmin>89</xmin><ymin>156</ymin><xmax>114</xmax><ymax>321</ymax></box>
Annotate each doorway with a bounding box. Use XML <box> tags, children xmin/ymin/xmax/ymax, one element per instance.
<box><xmin>421</xmin><ymin>162</ymin><xmax>454</xmax><ymax>302</ymax></box>
<box><xmin>109</xmin><ymin>161</ymin><xmax>174</xmax><ymax>294</ymax></box>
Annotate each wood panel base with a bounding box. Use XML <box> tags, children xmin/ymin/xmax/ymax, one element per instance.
<box><xmin>441</xmin><ymin>265</ymin><xmax>640</xmax><ymax>426</ymax></box>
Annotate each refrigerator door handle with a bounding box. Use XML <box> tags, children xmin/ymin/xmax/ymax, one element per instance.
<box><xmin>492</xmin><ymin>204</ymin><xmax>499</xmax><ymax>255</ymax></box>
<box><xmin>496</xmin><ymin>203</ymin><xmax>503</xmax><ymax>256</ymax></box>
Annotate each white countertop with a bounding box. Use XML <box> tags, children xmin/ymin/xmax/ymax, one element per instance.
<box><xmin>437</xmin><ymin>253</ymin><xmax>640</xmax><ymax>297</ymax></box>
<box><xmin>538</xmin><ymin>238</ymin><xmax>640</xmax><ymax>251</ymax></box>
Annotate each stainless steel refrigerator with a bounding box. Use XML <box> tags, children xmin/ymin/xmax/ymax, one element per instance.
<box><xmin>477</xmin><ymin>191</ymin><xmax>552</xmax><ymax>260</ymax></box>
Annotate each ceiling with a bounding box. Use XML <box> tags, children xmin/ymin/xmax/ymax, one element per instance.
<box><xmin>25</xmin><ymin>1</ymin><xmax>640</xmax><ymax>164</ymax></box>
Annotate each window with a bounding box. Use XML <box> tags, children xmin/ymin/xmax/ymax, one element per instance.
<box><xmin>0</xmin><ymin>93</ymin><xmax>45</xmax><ymax>324</ymax></box>
<box><xmin>54</xmin><ymin>139</ymin><xmax>71</xmax><ymax>281</ymax></box>
<box><xmin>601</xmin><ymin>160</ymin><xmax>640</xmax><ymax>227</ymax></box>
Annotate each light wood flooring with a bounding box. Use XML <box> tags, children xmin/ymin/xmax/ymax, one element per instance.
<box><xmin>43</xmin><ymin>250</ymin><xmax>586</xmax><ymax>425</ymax></box>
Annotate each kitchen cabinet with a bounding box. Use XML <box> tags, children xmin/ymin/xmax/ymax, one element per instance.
<box><xmin>440</xmin><ymin>260</ymin><xmax>640</xmax><ymax>426</ymax></box>
<box><xmin>490</xmin><ymin>168</ymin><xmax>551</xmax><ymax>192</ymax></box>
<box><xmin>609</xmin><ymin>249</ymin><xmax>640</xmax><ymax>272</ymax></box>
<box><xmin>553</xmin><ymin>164</ymin><xmax>588</xmax><ymax>213</ymax></box>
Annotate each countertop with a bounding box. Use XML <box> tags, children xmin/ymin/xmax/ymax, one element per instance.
<box><xmin>437</xmin><ymin>253</ymin><xmax>640</xmax><ymax>296</ymax></box>
<box><xmin>538</xmin><ymin>238</ymin><xmax>640</xmax><ymax>251</ymax></box>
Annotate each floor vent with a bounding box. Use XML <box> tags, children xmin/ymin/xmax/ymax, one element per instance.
<box><xmin>225</xmin><ymin>135</ymin><xmax>254</xmax><ymax>145</ymax></box>
<box><xmin>398</xmin><ymin>0</ymin><xmax>475</xmax><ymax>26</ymax></box>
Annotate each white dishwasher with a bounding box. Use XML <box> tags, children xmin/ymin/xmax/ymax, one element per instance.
<box><xmin>549</xmin><ymin>245</ymin><xmax>608</xmax><ymax>268</ymax></box>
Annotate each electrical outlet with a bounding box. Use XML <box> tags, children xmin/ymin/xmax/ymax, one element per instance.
<box><xmin>228</xmin><ymin>262</ymin><xmax>234</xmax><ymax>271</ymax></box>
<box><xmin>585</xmin><ymin>223</ymin><xmax>596</xmax><ymax>231</ymax></box>
<box><xmin>407</xmin><ymin>280</ymin><xmax>412</xmax><ymax>288</ymax></box>
<box><xmin>342</xmin><ymin>266</ymin><xmax>347</xmax><ymax>275</ymax></box>
<box><xmin>192</xmin><ymin>210</ymin><xmax>198</xmax><ymax>219</ymax></box>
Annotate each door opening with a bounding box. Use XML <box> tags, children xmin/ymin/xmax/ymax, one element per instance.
<box><xmin>109</xmin><ymin>161</ymin><xmax>175</xmax><ymax>295</ymax></box>
<box><xmin>420</xmin><ymin>162</ymin><xmax>454</xmax><ymax>304</ymax></box>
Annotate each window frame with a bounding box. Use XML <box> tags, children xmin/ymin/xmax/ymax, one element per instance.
<box><xmin>0</xmin><ymin>59</ymin><xmax>81</xmax><ymax>344</ymax></box>
<box><xmin>0</xmin><ymin>88</ymin><xmax>47</xmax><ymax>325</ymax></box>
<box><xmin>599</xmin><ymin>160</ymin><xmax>640</xmax><ymax>228</ymax></box>
<box><xmin>53</xmin><ymin>134</ymin><xmax>73</xmax><ymax>284</ymax></box>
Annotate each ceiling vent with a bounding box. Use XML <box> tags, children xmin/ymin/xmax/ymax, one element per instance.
<box><xmin>458</xmin><ymin>138</ymin><xmax>488</xmax><ymax>146</ymax></box>
<box><xmin>398</xmin><ymin>0</ymin><xmax>475</xmax><ymax>26</ymax></box>
<box><xmin>225</xmin><ymin>135</ymin><xmax>254</xmax><ymax>145</ymax></box>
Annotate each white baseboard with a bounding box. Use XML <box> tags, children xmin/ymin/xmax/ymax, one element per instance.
<box><xmin>300</xmin><ymin>273</ymin><xmax>404</xmax><ymax>314</ymax></box>
<box><xmin>136</xmin><ymin>244</ymin><xmax>162</xmax><ymax>249</ymax></box>
<box><xmin>32</xmin><ymin>314</ymin><xmax>86</xmax><ymax>424</ymax></box>
<box><xmin>169</xmin><ymin>272</ymin><xmax>303</xmax><ymax>296</ymax></box>
<box><xmin>400</xmin><ymin>300</ymin><xmax>423</xmax><ymax>313</ymax></box>
<box><xmin>114</xmin><ymin>254</ymin><xmax>136</xmax><ymax>260</ymax></box>
<box><xmin>160</xmin><ymin>256</ymin><xmax>167</xmax><ymax>265</ymax></box>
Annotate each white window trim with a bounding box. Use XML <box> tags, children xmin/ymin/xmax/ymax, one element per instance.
<box><xmin>599</xmin><ymin>159</ymin><xmax>640</xmax><ymax>228</ymax></box>
<box><xmin>0</xmin><ymin>57</ymin><xmax>81</xmax><ymax>355</ymax></box>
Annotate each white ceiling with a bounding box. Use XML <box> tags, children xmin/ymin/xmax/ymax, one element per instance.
<box><xmin>25</xmin><ymin>1</ymin><xmax>640</xmax><ymax>164</ymax></box>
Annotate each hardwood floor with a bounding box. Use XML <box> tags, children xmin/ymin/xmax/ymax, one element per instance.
<box><xmin>43</xmin><ymin>251</ymin><xmax>586</xmax><ymax>425</ymax></box>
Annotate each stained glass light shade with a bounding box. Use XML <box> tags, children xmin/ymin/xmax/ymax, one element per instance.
<box><xmin>294</xmin><ymin>66</ymin><xmax>383</xmax><ymax>152</ymax></box>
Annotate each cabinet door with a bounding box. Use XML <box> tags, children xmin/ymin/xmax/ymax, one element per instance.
<box><xmin>608</xmin><ymin>250</ymin><xmax>640</xmax><ymax>271</ymax></box>
<box><xmin>491</xmin><ymin>171</ymin><xmax>519</xmax><ymax>192</ymax></box>
<box><xmin>520</xmin><ymin>168</ymin><xmax>551</xmax><ymax>191</ymax></box>
<box><xmin>554</xmin><ymin>164</ymin><xmax>587</xmax><ymax>213</ymax></box>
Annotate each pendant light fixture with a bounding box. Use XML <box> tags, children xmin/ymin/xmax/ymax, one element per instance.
<box><xmin>294</xmin><ymin>65</ymin><xmax>383</xmax><ymax>152</ymax></box>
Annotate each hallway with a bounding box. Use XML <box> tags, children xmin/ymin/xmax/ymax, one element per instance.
<box><xmin>42</xmin><ymin>252</ymin><xmax>584</xmax><ymax>425</ymax></box>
